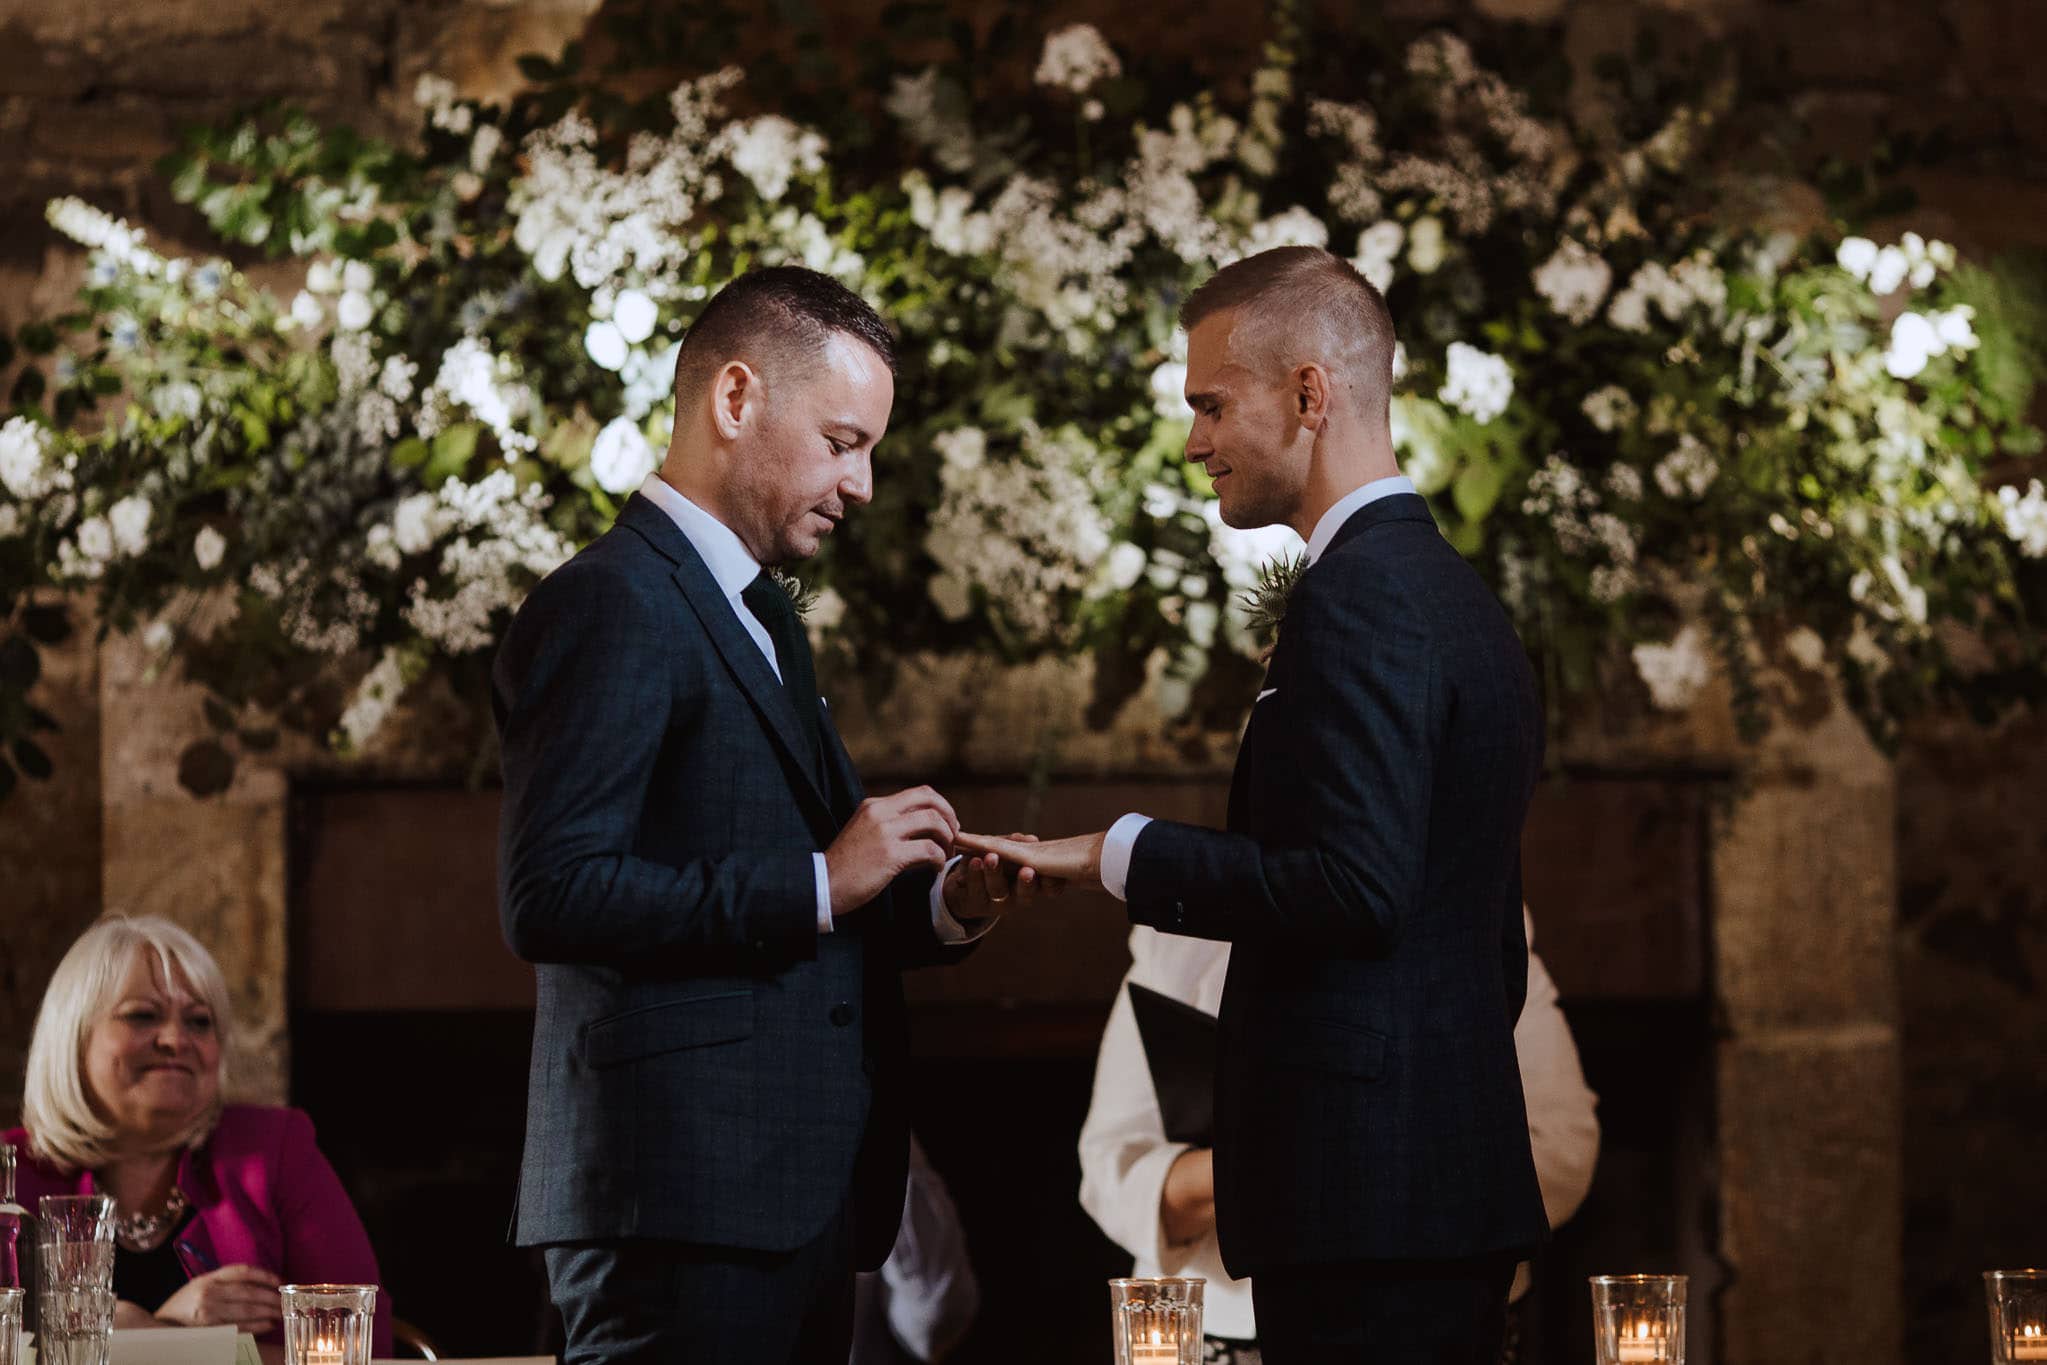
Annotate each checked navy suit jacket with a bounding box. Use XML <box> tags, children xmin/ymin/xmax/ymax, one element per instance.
<box><xmin>493</xmin><ymin>492</ymin><xmax>966</xmax><ymax>1270</ymax></box>
<box><xmin>1125</xmin><ymin>493</ymin><xmax>1551</xmax><ymax>1274</ymax></box>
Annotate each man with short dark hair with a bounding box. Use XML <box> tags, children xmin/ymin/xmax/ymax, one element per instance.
<box><xmin>961</xmin><ymin>246</ymin><xmax>1549</xmax><ymax>1363</ymax></box>
<box><xmin>495</xmin><ymin>266</ymin><xmax>1034</xmax><ymax>1363</ymax></box>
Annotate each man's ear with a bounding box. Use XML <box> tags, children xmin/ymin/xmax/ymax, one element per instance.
<box><xmin>1295</xmin><ymin>362</ymin><xmax>1333</xmax><ymax>432</ymax></box>
<box><xmin>711</xmin><ymin>361</ymin><xmax>757</xmax><ymax>440</ymax></box>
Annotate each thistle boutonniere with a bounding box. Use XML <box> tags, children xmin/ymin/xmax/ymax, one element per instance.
<box><xmin>1237</xmin><ymin>551</ymin><xmax>1308</xmax><ymax>655</ymax></box>
<box><xmin>769</xmin><ymin>568</ymin><xmax>818</xmax><ymax>620</ymax></box>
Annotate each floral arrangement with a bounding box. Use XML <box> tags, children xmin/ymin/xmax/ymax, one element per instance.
<box><xmin>0</xmin><ymin>0</ymin><xmax>2040</xmax><ymax>799</ymax></box>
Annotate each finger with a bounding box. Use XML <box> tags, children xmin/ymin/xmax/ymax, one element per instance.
<box><xmin>213</xmin><ymin>1264</ymin><xmax>282</xmax><ymax>1286</ymax></box>
<box><xmin>1006</xmin><ymin>832</ymin><xmax>1041</xmax><ymax>843</ymax></box>
<box><xmin>954</xmin><ymin>831</ymin><xmax>1029</xmax><ymax>862</ymax></box>
<box><xmin>908</xmin><ymin>839</ymin><xmax>948</xmax><ymax>869</ymax></box>
<box><xmin>891</xmin><ymin>811</ymin><xmax>958</xmax><ymax>848</ymax></box>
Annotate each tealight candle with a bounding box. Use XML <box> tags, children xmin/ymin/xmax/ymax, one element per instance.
<box><xmin>2014</xmin><ymin>1324</ymin><xmax>2047</xmax><ymax>1360</ymax></box>
<box><xmin>1616</xmin><ymin>1318</ymin><xmax>1667</xmax><ymax>1362</ymax></box>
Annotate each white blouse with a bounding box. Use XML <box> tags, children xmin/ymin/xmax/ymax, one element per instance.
<box><xmin>1076</xmin><ymin>911</ymin><xmax>1602</xmax><ymax>1342</ymax></box>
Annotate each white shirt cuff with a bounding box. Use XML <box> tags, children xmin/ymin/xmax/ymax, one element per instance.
<box><xmin>929</xmin><ymin>855</ymin><xmax>997</xmax><ymax>944</ymax></box>
<box><xmin>813</xmin><ymin>852</ymin><xmax>833</xmax><ymax>934</ymax></box>
<box><xmin>1100</xmin><ymin>813</ymin><xmax>1153</xmax><ymax>902</ymax></box>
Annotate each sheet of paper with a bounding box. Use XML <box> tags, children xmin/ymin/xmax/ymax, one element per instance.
<box><xmin>109</xmin><ymin>1325</ymin><xmax>239</xmax><ymax>1365</ymax></box>
<box><xmin>236</xmin><ymin>1332</ymin><xmax>264</xmax><ymax>1365</ymax></box>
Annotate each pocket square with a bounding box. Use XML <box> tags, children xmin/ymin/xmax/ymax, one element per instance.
<box><xmin>1255</xmin><ymin>688</ymin><xmax>1278</xmax><ymax>703</ymax></box>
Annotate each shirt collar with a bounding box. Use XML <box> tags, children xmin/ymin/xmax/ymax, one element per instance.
<box><xmin>637</xmin><ymin>473</ymin><xmax>762</xmax><ymax>600</ymax></box>
<box><xmin>1305</xmin><ymin>474</ymin><xmax>1416</xmax><ymax>565</ymax></box>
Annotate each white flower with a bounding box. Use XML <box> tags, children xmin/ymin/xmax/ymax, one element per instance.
<box><xmin>1035</xmin><ymin>23</ymin><xmax>1121</xmax><ymax>94</ymax></box>
<box><xmin>717</xmin><ymin>115</ymin><xmax>827</xmax><ymax>202</ymax></box>
<box><xmin>1243</xmin><ymin>207</ymin><xmax>1330</xmax><ymax>255</ymax></box>
<box><xmin>1532</xmin><ymin>240</ymin><xmax>1612</xmax><ymax>325</ymax></box>
<box><xmin>342</xmin><ymin>260</ymin><xmax>373</xmax><ymax>293</ymax></box>
<box><xmin>336</xmin><ymin>290</ymin><xmax>375</xmax><ymax>331</ymax></box>
<box><xmin>1847</xmin><ymin>619</ymin><xmax>1890</xmax><ymax>673</ymax></box>
<box><xmin>0</xmin><ymin>417</ymin><xmax>59</xmax><ymax>499</ymax></box>
<box><xmin>1581</xmin><ymin>385</ymin><xmax>1636</xmax><ymax>434</ymax></box>
<box><xmin>1868</xmin><ymin>245</ymin><xmax>1910</xmax><ymax>295</ymax></box>
<box><xmin>392</xmin><ymin>493</ymin><xmax>443</xmax><ymax>555</ymax></box>
<box><xmin>152</xmin><ymin>381</ymin><xmax>203</xmax><ymax>421</ymax></box>
<box><xmin>469</xmin><ymin>123</ymin><xmax>504</xmax><ymax>174</ymax></box>
<box><xmin>290</xmin><ymin>291</ymin><xmax>324</xmax><ymax>328</ymax></box>
<box><xmin>932</xmin><ymin>427</ymin><xmax>986</xmax><ymax>473</ymax></box>
<box><xmin>1784</xmin><ymin>625</ymin><xmax>1826</xmax><ymax>671</ymax></box>
<box><xmin>1106</xmin><ymin>542</ymin><xmax>1148</xmax><ymax>592</ymax></box>
<box><xmin>142</xmin><ymin>620</ymin><xmax>174</xmax><ymax>653</ymax></box>
<box><xmin>1836</xmin><ymin>236</ymin><xmax>1879</xmax><ymax>281</ymax></box>
<box><xmin>1352</xmin><ymin>221</ymin><xmax>1405</xmax><ymax>291</ymax></box>
<box><xmin>337</xmin><ymin>645</ymin><xmax>418</xmax><ymax>752</ymax></box>
<box><xmin>1406</xmin><ymin>216</ymin><xmax>1446</xmax><ymax>274</ymax></box>
<box><xmin>193</xmin><ymin>526</ymin><xmax>227</xmax><ymax>571</ymax></box>
<box><xmin>1149</xmin><ymin>360</ymin><xmax>1189</xmax><ymax>420</ymax></box>
<box><xmin>1998</xmin><ymin>480</ymin><xmax>2047</xmax><ymax>558</ymax></box>
<box><xmin>46</xmin><ymin>197</ymin><xmax>162</xmax><ymax>276</ymax></box>
<box><xmin>591</xmin><ymin>416</ymin><xmax>658</xmax><ymax>494</ymax></box>
<box><xmin>306</xmin><ymin>260</ymin><xmax>341</xmax><ymax>294</ymax></box>
<box><xmin>612</xmin><ymin>289</ymin><xmax>659</xmax><ymax>345</ymax></box>
<box><xmin>1438</xmin><ymin>342</ymin><xmax>1514</xmax><ymax>425</ymax></box>
<box><xmin>1632</xmin><ymin>624</ymin><xmax>1712</xmax><ymax>712</ymax></box>
<box><xmin>76</xmin><ymin>515</ymin><xmax>114</xmax><ymax>563</ymax></box>
<box><xmin>1884</xmin><ymin>312</ymin><xmax>1940</xmax><ymax>380</ymax></box>
<box><xmin>1606</xmin><ymin>285</ymin><xmax>1651</xmax><ymax>333</ymax></box>
<box><xmin>1934</xmin><ymin>305</ymin><xmax>1978</xmax><ymax>352</ymax></box>
<box><xmin>585</xmin><ymin>320</ymin><xmax>629</xmax><ymax>371</ymax></box>
<box><xmin>1654</xmin><ymin>434</ymin><xmax>1719</xmax><ymax>499</ymax></box>
<box><xmin>1606</xmin><ymin>464</ymin><xmax>1645</xmax><ymax>501</ymax></box>
<box><xmin>108</xmin><ymin>494</ymin><xmax>152</xmax><ymax>556</ymax></box>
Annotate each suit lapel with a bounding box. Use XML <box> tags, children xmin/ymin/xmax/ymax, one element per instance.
<box><xmin>615</xmin><ymin>496</ymin><xmax>836</xmax><ymax>826</ymax></box>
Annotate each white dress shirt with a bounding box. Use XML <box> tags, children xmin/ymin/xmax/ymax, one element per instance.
<box><xmin>1099</xmin><ymin>474</ymin><xmax>1417</xmax><ymax>899</ymax></box>
<box><xmin>1076</xmin><ymin>911</ymin><xmax>1601</xmax><ymax>1339</ymax></box>
<box><xmin>637</xmin><ymin>474</ymin><xmax>983</xmax><ymax>943</ymax></box>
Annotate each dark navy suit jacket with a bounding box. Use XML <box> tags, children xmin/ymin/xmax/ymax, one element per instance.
<box><xmin>1126</xmin><ymin>493</ymin><xmax>1549</xmax><ymax>1273</ymax></box>
<box><xmin>493</xmin><ymin>492</ymin><xmax>963</xmax><ymax>1269</ymax></box>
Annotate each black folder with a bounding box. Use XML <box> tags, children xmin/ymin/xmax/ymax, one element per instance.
<box><xmin>1128</xmin><ymin>982</ymin><xmax>1219</xmax><ymax>1147</ymax></box>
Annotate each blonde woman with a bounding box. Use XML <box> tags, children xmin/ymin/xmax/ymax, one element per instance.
<box><xmin>6</xmin><ymin>916</ymin><xmax>391</xmax><ymax>1355</ymax></box>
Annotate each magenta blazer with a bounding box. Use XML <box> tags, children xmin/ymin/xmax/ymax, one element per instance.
<box><xmin>5</xmin><ymin>1105</ymin><xmax>394</xmax><ymax>1356</ymax></box>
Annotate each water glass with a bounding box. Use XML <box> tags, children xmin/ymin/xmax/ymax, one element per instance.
<box><xmin>35</xmin><ymin>1196</ymin><xmax>114</xmax><ymax>1365</ymax></box>
<box><xmin>281</xmin><ymin>1284</ymin><xmax>378</xmax><ymax>1365</ymax></box>
<box><xmin>0</xmin><ymin>1286</ymin><xmax>23</xmax><ymax>1365</ymax></box>
<box><xmin>1591</xmin><ymin>1273</ymin><xmax>1686</xmax><ymax>1365</ymax></box>
<box><xmin>1109</xmin><ymin>1277</ymin><xmax>1204</xmax><ymax>1365</ymax></box>
<box><xmin>1987</xmin><ymin>1270</ymin><xmax>2047</xmax><ymax>1363</ymax></box>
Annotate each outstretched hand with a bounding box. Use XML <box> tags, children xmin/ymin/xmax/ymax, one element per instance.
<box><xmin>952</xmin><ymin>830</ymin><xmax>1107</xmax><ymax>888</ymax></box>
<box><xmin>943</xmin><ymin>832</ymin><xmax>1064</xmax><ymax>920</ymax></box>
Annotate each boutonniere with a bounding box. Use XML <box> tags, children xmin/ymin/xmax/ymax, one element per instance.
<box><xmin>1238</xmin><ymin>551</ymin><xmax>1307</xmax><ymax>654</ymax></box>
<box><xmin>769</xmin><ymin>568</ymin><xmax>819</xmax><ymax>620</ymax></box>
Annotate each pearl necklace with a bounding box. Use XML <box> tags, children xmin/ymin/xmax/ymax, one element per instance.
<box><xmin>113</xmin><ymin>1185</ymin><xmax>190</xmax><ymax>1253</ymax></box>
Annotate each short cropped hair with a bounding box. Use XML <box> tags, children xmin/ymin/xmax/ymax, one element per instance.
<box><xmin>22</xmin><ymin>915</ymin><xmax>233</xmax><ymax>1173</ymax></box>
<box><xmin>673</xmin><ymin>266</ymin><xmax>897</xmax><ymax>405</ymax></box>
<box><xmin>1180</xmin><ymin>246</ymin><xmax>1398</xmax><ymax>417</ymax></box>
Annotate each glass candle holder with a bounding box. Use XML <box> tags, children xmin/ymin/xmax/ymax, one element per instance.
<box><xmin>0</xmin><ymin>1286</ymin><xmax>23</xmax><ymax>1365</ymax></box>
<box><xmin>1591</xmin><ymin>1274</ymin><xmax>1686</xmax><ymax>1365</ymax></box>
<box><xmin>1987</xmin><ymin>1270</ymin><xmax>2047</xmax><ymax>1363</ymax></box>
<box><xmin>1109</xmin><ymin>1277</ymin><xmax>1204</xmax><ymax>1365</ymax></box>
<box><xmin>36</xmin><ymin>1194</ymin><xmax>115</xmax><ymax>1365</ymax></box>
<box><xmin>281</xmin><ymin>1284</ymin><xmax>378</xmax><ymax>1365</ymax></box>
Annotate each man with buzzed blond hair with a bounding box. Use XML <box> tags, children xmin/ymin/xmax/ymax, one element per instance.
<box><xmin>960</xmin><ymin>246</ymin><xmax>1549</xmax><ymax>1362</ymax></box>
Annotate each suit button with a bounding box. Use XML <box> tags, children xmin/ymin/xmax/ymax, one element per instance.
<box><xmin>830</xmin><ymin>1003</ymin><xmax>855</xmax><ymax>1027</ymax></box>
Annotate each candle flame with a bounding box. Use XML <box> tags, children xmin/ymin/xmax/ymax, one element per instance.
<box><xmin>2027</xmin><ymin>1326</ymin><xmax>2042</xmax><ymax>1339</ymax></box>
<box><xmin>1636</xmin><ymin>1322</ymin><xmax>1651</xmax><ymax>1340</ymax></box>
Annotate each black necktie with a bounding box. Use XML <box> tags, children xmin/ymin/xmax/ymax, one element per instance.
<box><xmin>741</xmin><ymin>572</ymin><xmax>824</xmax><ymax>785</ymax></box>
